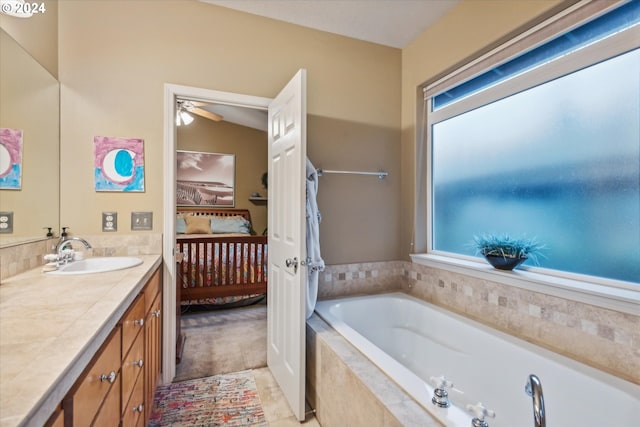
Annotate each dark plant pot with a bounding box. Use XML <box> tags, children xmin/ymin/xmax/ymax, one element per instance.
<box><xmin>483</xmin><ymin>255</ymin><xmax>526</xmax><ymax>271</ymax></box>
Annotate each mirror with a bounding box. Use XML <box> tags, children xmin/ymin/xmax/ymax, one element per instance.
<box><xmin>0</xmin><ymin>29</ymin><xmax>59</xmax><ymax>247</ymax></box>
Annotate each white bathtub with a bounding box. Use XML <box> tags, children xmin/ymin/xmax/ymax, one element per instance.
<box><xmin>314</xmin><ymin>292</ymin><xmax>639</xmax><ymax>427</ymax></box>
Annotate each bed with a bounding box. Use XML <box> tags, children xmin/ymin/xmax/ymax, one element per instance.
<box><xmin>175</xmin><ymin>207</ymin><xmax>268</xmax><ymax>309</ymax></box>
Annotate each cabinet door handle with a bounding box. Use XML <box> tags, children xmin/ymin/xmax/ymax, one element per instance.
<box><xmin>134</xmin><ymin>318</ymin><xmax>144</xmax><ymax>327</ymax></box>
<box><xmin>153</xmin><ymin>309</ymin><xmax>161</xmax><ymax>317</ymax></box>
<box><xmin>100</xmin><ymin>371</ymin><xmax>117</xmax><ymax>383</ymax></box>
<box><xmin>132</xmin><ymin>403</ymin><xmax>144</xmax><ymax>413</ymax></box>
<box><xmin>133</xmin><ymin>359</ymin><xmax>144</xmax><ymax>368</ymax></box>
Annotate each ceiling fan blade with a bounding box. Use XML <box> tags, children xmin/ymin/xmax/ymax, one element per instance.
<box><xmin>189</xmin><ymin>106</ymin><xmax>223</xmax><ymax>122</ymax></box>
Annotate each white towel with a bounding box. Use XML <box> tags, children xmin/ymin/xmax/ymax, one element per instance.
<box><xmin>305</xmin><ymin>158</ymin><xmax>324</xmax><ymax>319</ymax></box>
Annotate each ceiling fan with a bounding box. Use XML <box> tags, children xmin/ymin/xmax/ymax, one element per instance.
<box><xmin>176</xmin><ymin>100</ymin><xmax>223</xmax><ymax>125</ymax></box>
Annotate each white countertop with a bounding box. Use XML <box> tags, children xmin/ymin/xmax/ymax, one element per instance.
<box><xmin>0</xmin><ymin>254</ymin><xmax>162</xmax><ymax>427</ymax></box>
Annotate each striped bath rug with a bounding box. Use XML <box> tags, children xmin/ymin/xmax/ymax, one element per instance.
<box><xmin>148</xmin><ymin>370</ymin><xmax>267</xmax><ymax>426</ymax></box>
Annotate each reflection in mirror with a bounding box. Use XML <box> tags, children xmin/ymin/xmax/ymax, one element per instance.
<box><xmin>0</xmin><ymin>29</ymin><xmax>59</xmax><ymax>247</ymax></box>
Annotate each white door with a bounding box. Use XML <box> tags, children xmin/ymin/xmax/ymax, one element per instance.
<box><xmin>267</xmin><ymin>69</ymin><xmax>307</xmax><ymax>421</ymax></box>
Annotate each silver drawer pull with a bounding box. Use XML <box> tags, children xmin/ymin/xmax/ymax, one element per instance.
<box><xmin>100</xmin><ymin>371</ymin><xmax>116</xmax><ymax>384</ymax></box>
<box><xmin>132</xmin><ymin>403</ymin><xmax>143</xmax><ymax>413</ymax></box>
<box><xmin>134</xmin><ymin>318</ymin><xmax>144</xmax><ymax>327</ymax></box>
<box><xmin>153</xmin><ymin>309</ymin><xmax>161</xmax><ymax>317</ymax></box>
<box><xmin>133</xmin><ymin>359</ymin><xmax>144</xmax><ymax>368</ymax></box>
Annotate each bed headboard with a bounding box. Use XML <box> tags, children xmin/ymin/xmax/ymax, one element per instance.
<box><xmin>176</xmin><ymin>207</ymin><xmax>252</xmax><ymax>224</ymax></box>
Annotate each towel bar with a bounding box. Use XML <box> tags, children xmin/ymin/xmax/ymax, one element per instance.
<box><xmin>316</xmin><ymin>169</ymin><xmax>388</xmax><ymax>179</ymax></box>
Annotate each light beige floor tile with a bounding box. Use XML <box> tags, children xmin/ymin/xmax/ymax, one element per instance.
<box><xmin>174</xmin><ymin>304</ymin><xmax>321</xmax><ymax>426</ymax></box>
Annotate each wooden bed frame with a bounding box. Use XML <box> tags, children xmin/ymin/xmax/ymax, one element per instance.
<box><xmin>175</xmin><ymin>207</ymin><xmax>268</xmax><ymax>303</ymax></box>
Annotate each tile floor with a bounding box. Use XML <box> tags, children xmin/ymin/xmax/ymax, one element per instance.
<box><xmin>174</xmin><ymin>303</ymin><xmax>320</xmax><ymax>426</ymax></box>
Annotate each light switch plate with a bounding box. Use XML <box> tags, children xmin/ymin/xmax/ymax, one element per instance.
<box><xmin>102</xmin><ymin>212</ymin><xmax>117</xmax><ymax>232</ymax></box>
<box><xmin>0</xmin><ymin>212</ymin><xmax>13</xmax><ymax>234</ymax></box>
<box><xmin>131</xmin><ymin>211</ymin><xmax>153</xmax><ymax>230</ymax></box>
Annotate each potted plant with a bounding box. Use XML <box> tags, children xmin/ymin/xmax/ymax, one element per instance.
<box><xmin>472</xmin><ymin>234</ymin><xmax>545</xmax><ymax>271</ymax></box>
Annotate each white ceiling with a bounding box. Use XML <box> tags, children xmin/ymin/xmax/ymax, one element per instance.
<box><xmin>202</xmin><ymin>0</ymin><xmax>459</xmax><ymax>48</ymax></box>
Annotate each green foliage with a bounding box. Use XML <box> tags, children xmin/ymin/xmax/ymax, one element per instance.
<box><xmin>472</xmin><ymin>234</ymin><xmax>546</xmax><ymax>264</ymax></box>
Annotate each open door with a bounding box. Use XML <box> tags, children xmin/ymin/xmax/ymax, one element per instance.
<box><xmin>267</xmin><ymin>69</ymin><xmax>307</xmax><ymax>421</ymax></box>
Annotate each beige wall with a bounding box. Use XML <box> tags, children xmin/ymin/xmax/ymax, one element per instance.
<box><xmin>58</xmin><ymin>0</ymin><xmax>401</xmax><ymax>264</ymax></box>
<box><xmin>400</xmin><ymin>0</ymin><xmax>564</xmax><ymax>259</ymax></box>
<box><xmin>177</xmin><ymin>116</ymin><xmax>268</xmax><ymax>235</ymax></box>
<box><xmin>54</xmin><ymin>0</ymin><xmax>566</xmax><ymax>264</ymax></box>
<box><xmin>0</xmin><ymin>0</ymin><xmax>58</xmax><ymax>77</ymax></box>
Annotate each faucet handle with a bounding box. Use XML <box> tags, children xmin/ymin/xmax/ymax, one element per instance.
<box><xmin>44</xmin><ymin>254</ymin><xmax>58</xmax><ymax>261</ymax></box>
<box><xmin>429</xmin><ymin>375</ymin><xmax>453</xmax><ymax>390</ymax></box>
<box><xmin>429</xmin><ymin>376</ymin><xmax>454</xmax><ymax>408</ymax></box>
<box><xmin>466</xmin><ymin>402</ymin><xmax>495</xmax><ymax>427</ymax></box>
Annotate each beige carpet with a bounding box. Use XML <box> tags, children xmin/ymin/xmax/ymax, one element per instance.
<box><xmin>174</xmin><ymin>303</ymin><xmax>267</xmax><ymax>382</ymax></box>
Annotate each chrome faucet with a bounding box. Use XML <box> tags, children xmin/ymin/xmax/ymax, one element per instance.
<box><xmin>466</xmin><ymin>402</ymin><xmax>495</xmax><ymax>427</ymax></box>
<box><xmin>55</xmin><ymin>236</ymin><xmax>92</xmax><ymax>257</ymax></box>
<box><xmin>525</xmin><ymin>374</ymin><xmax>546</xmax><ymax>427</ymax></box>
<box><xmin>429</xmin><ymin>375</ymin><xmax>454</xmax><ymax>408</ymax></box>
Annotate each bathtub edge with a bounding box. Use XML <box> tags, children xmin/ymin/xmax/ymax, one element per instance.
<box><xmin>306</xmin><ymin>314</ymin><xmax>444</xmax><ymax>427</ymax></box>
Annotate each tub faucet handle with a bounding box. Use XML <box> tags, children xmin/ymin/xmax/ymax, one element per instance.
<box><xmin>429</xmin><ymin>376</ymin><xmax>454</xmax><ymax>408</ymax></box>
<box><xmin>429</xmin><ymin>375</ymin><xmax>453</xmax><ymax>389</ymax></box>
<box><xmin>466</xmin><ymin>402</ymin><xmax>496</xmax><ymax>427</ymax></box>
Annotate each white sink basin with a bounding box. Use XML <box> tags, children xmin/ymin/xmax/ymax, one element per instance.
<box><xmin>46</xmin><ymin>257</ymin><xmax>143</xmax><ymax>275</ymax></box>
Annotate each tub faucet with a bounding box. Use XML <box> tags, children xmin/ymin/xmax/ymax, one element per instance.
<box><xmin>429</xmin><ymin>375</ymin><xmax>454</xmax><ymax>408</ymax></box>
<box><xmin>525</xmin><ymin>374</ymin><xmax>546</xmax><ymax>427</ymax></box>
<box><xmin>466</xmin><ymin>402</ymin><xmax>495</xmax><ymax>427</ymax></box>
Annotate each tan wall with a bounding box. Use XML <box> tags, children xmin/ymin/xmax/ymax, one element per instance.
<box><xmin>400</xmin><ymin>0</ymin><xmax>564</xmax><ymax>259</ymax></box>
<box><xmin>0</xmin><ymin>30</ymin><xmax>59</xmax><ymax>241</ymax></box>
<box><xmin>0</xmin><ymin>0</ymin><xmax>58</xmax><ymax>77</ymax></box>
<box><xmin>177</xmin><ymin>117</ymin><xmax>268</xmax><ymax>235</ymax></box>
<box><xmin>58</xmin><ymin>0</ymin><xmax>401</xmax><ymax>264</ymax></box>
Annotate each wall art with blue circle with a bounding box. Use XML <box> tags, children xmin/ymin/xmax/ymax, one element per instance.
<box><xmin>94</xmin><ymin>136</ymin><xmax>144</xmax><ymax>192</ymax></box>
<box><xmin>0</xmin><ymin>128</ymin><xmax>23</xmax><ymax>190</ymax></box>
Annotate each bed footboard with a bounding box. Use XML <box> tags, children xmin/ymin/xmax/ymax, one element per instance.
<box><xmin>176</xmin><ymin>235</ymin><xmax>268</xmax><ymax>301</ymax></box>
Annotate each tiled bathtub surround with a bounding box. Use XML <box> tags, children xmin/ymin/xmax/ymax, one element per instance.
<box><xmin>306</xmin><ymin>315</ymin><xmax>440</xmax><ymax>427</ymax></box>
<box><xmin>0</xmin><ymin>233</ymin><xmax>162</xmax><ymax>281</ymax></box>
<box><xmin>318</xmin><ymin>261</ymin><xmax>406</xmax><ymax>299</ymax></box>
<box><xmin>318</xmin><ymin>260</ymin><xmax>639</xmax><ymax>385</ymax></box>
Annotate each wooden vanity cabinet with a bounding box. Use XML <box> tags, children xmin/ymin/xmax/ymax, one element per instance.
<box><xmin>120</xmin><ymin>295</ymin><xmax>146</xmax><ymax>427</ymax></box>
<box><xmin>61</xmin><ymin>266</ymin><xmax>162</xmax><ymax>427</ymax></box>
<box><xmin>143</xmin><ymin>268</ymin><xmax>162</xmax><ymax>427</ymax></box>
<box><xmin>44</xmin><ymin>404</ymin><xmax>64</xmax><ymax>427</ymax></box>
<box><xmin>62</xmin><ymin>326</ymin><xmax>122</xmax><ymax>427</ymax></box>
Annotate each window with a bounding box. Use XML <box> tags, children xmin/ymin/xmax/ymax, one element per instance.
<box><xmin>423</xmin><ymin>1</ymin><xmax>639</xmax><ymax>284</ymax></box>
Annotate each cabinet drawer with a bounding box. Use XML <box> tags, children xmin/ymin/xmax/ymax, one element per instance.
<box><xmin>121</xmin><ymin>295</ymin><xmax>145</xmax><ymax>356</ymax></box>
<box><xmin>90</xmin><ymin>374</ymin><xmax>121</xmax><ymax>427</ymax></box>
<box><xmin>64</xmin><ymin>326</ymin><xmax>121</xmax><ymax>427</ymax></box>
<box><xmin>144</xmin><ymin>268</ymin><xmax>161</xmax><ymax>314</ymax></box>
<box><xmin>121</xmin><ymin>331</ymin><xmax>144</xmax><ymax>413</ymax></box>
<box><xmin>121</xmin><ymin>369</ymin><xmax>145</xmax><ymax>427</ymax></box>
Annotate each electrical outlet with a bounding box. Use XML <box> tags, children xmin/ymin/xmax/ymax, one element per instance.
<box><xmin>0</xmin><ymin>212</ymin><xmax>13</xmax><ymax>233</ymax></box>
<box><xmin>102</xmin><ymin>212</ymin><xmax>117</xmax><ymax>232</ymax></box>
<box><xmin>131</xmin><ymin>211</ymin><xmax>153</xmax><ymax>230</ymax></box>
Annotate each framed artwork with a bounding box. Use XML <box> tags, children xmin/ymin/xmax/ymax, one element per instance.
<box><xmin>0</xmin><ymin>128</ymin><xmax>23</xmax><ymax>190</ymax></box>
<box><xmin>94</xmin><ymin>136</ymin><xmax>145</xmax><ymax>192</ymax></box>
<box><xmin>177</xmin><ymin>150</ymin><xmax>235</xmax><ymax>207</ymax></box>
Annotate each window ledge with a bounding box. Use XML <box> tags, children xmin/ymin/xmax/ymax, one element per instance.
<box><xmin>410</xmin><ymin>253</ymin><xmax>640</xmax><ymax>316</ymax></box>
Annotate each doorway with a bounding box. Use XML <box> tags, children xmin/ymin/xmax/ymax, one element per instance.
<box><xmin>174</xmin><ymin>95</ymin><xmax>269</xmax><ymax>380</ymax></box>
<box><xmin>163</xmin><ymin>72</ymin><xmax>309</xmax><ymax>421</ymax></box>
<box><xmin>162</xmin><ymin>84</ymin><xmax>271</xmax><ymax>384</ymax></box>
